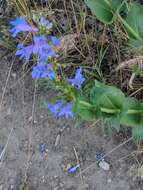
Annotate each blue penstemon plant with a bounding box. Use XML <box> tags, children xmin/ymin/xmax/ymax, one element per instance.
<box><xmin>10</xmin><ymin>16</ymin><xmax>85</xmax><ymax>119</ymax></box>
<box><xmin>10</xmin><ymin>16</ymin><xmax>143</xmax><ymax>141</ymax></box>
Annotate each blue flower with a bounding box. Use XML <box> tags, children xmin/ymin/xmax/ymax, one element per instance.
<box><xmin>47</xmin><ymin>101</ymin><xmax>74</xmax><ymax>119</ymax></box>
<box><xmin>39</xmin><ymin>47</ymin><xmax>57</xmax><ymax>63</ymax></box>
<box><xmin>95</xmin><ymin>152</ymin><xmax>104</xmax><ymax>161</ymax></box>
<box><xmin>10</xmin><ymin>16</ymin><xmax>38</xmax><ymax>37</ymax></box>
<box><xmin>68</xmin><ymin>164</ymin><xmax>80</xmax><ymax>174</ymax></box>
<box><xmin>47</xmin><ymin>101</ymin><xmax>64</xmax><ymax>116</ymax></box>
<box><xmin>58</xmin><ymin>102</ymin><xmax>74</xmax><ymax>119</ymax></box>
<box><xmin>32</xmin><ymin>63</ymin><xmax>55</xmax><ymax>80</ymax></box>
<box><xmin>32</xmin><ymin>64</ymin><xmax>47</xmax><ymax>79</ymax></box>
<box><xmin>33</xmin><ymin>35</ymin><xmax>57</xmax><ymax>62</ymax></box>
<box><xmin>51</xmin><ymin>36</ymin><xmax>61</xmax><ymax>46</ymax></box>
<box><xmin>33</xmin><ymin>35</ymin><xmax>48</xmax><ymax>55</ymax></box>
<box><xmin>68</xmin><ymin>67</ymin><xmax>85</xmax><ymax>89</ymax></box>
<box><xmin>40</xmin><ymin>17</ymin><xmax>53</xmax><ymax>30</ymax></box>
<box><xmin>16</xmin><ymin>43</ymin><xmax>33</xmax><ymax>63</ymax></box>
<box><xmin>39</xmin><ymin>143</ymin><xmax>47</xmax><ymax>154</ymax></box>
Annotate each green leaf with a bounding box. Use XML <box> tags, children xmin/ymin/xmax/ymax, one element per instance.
<box><xmin>74</xmin><ymin>97</ymin><xmax>96</xmax><ymax>121</ymax></box>
<box><xmin>111</xmin><ymin>0</ymin><xmax>125</xmax><ymax>10</ymax></box>
<box><xmin>104</xmin><ymin>116</ymin><xmax>121</xmax><ymax>132</ymax></box>
<box><xmin>125</xmin><ymin>3</ymin><xmax>143</xmax><ymax>47</ymax></box>
<box><xmin>121</xmin><ymin>98</ymin><xmax>143</xmax><ymax>127</ymax></box>
<box><xmin>90</xmin><ymin>80</ymin><xmax>125</xmax><ymax>117</ymax></box>
<box><xmin>84</xmin><ymin>0</ymin><xmax>125</xmax><ymax>24</ymax></box>
<box><xmin>132</xmin><ymin>126</ymin><xmax>143</xmax><ymax>141</ymax></box>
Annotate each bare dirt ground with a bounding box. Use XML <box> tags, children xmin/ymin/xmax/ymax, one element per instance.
<box><xmin>0</xmin><ymin>51</ymin><xmax>141</xmax><ymax>190</ymax></box>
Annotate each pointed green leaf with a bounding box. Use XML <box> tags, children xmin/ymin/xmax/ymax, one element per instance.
<box><xmin>125</xmin><ymin>3</ymin><xmax>143</xmax><ymax>47</ymax></box>
<box><xmin>90</xmin><ymin>80</ymin><xmax>125</xmax><ymax>117</ymax></box>
<box><xmin>132</xmin><ymin>125</ymin><xmax>143</xmax><ymax>141</ymax></box>
<box><xmin>121</xmin><ymin>98</ymin><xmax>143</xmax><ymax>127</ymax></box>
<box><xmin>84</xmin><ymin>0</ymin><xmax>126</xmax><ymax>24</ymax></box>
<box><xmin>73</xmin><ymin>97</ymin><xmax>96</xmax><ymax>121</ymax></box>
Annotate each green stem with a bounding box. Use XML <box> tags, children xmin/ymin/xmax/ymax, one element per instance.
<box><xmin>127</xmin><ymin>109</ymin><xmax>143</xmax><ymax>114</ymax></box>
<box><xmin>101</xmin><ymin>107</ymin><xmax>120</xmax><ymax>114</ymax></box>
<box><xmin>116</xmin><ymin>0</ymin><xmax>127</xmax><ymax>12</ymax></box>
<box><xmin>104</xmin><ymin>0</ymin><xmax>110</xmax><ymax>6</ymax></box>
<box><xmin>79</xmin><ymin>100</ymin><xmax>93</xmax><ymax>109</ymax></box>
<box><xmin>105</xmin><ymin>0</ymin><xmax>126</xmax><ymax>12</ymax></box>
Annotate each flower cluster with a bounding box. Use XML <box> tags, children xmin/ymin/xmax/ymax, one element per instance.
<box><xmin>10</xmin><ymin>16</ymin><xmax>85</xmax><ymax>119</ymax></box>
<box><xmin>10</xmin><ymin>16</ymin><xmax>59</xmax><ymax>80</ymax></box>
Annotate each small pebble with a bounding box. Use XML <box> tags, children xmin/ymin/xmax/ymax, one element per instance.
<box><xmin>107</xmin><ymin>178</ymin><xmax>112</xmax><ymax>183</ymax></box>
<box><xmin>99</xmin><ymin>160</ymin><xmax>110</xmax><ymax>171</ymax></box>
<box><xmin>40</xmin><ymin>115</ymin><xmax>44</xmax><ymax>119</ymax></box>
<box><xmin>54</xmin><ymin>133</ymin><xmax>61</xmax><ymax>147</ymax></box>
<box><xmin>11</xmin><ymin>73</ymin><xmax>16</xmax><ymax>80</ymax></box>
<box><xmin>33</xmin><ymin>120</ymin><xmax>38</xmax><ymax>124</ymax></box>
<box><xmin>7</xmin><ymin>108</ymin><xmax>12</xmax><ymax>116</ymax></box>
<box><xmin>42</xmin><ymin>176</ymin><xmax>45</xmax><ymax>183</ymax></box>
<box><xmin>59</xmin><ymin>182</ymin><xmax>64</xmax><ymax>187</ymax></box>
<box><xmin>10</xmin><ymin>185</ymin><xmax>15</xmax><ymax>190</ymax></box>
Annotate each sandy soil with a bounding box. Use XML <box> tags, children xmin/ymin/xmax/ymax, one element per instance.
<box><xmin>0</xmin><ymin>52</ymin><xmax>141</xmax><ymax>190</ymax></box>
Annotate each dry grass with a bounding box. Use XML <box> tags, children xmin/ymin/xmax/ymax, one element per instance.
<box><xmin>0</xmin><ymin>0</ymin><xmax>142</xmax><ymax>98</ymax></box>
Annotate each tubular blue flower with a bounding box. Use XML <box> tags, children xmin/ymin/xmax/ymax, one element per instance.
<box><xmin>32</xmin><ymin>63</ymin><xmax>56</xmax><ymax>80</ymax></box>
<box><xmin>68</xmin><ymin>164</ymin><xmax>80</xmax><ymax>174</ymax></box>
<box><xmin>40</xmin><ymin>17</ymin><xmax>53</xmax><ymax>30</ymax></box>
<box><xmin>10</xmin><ymin>16</ymin><xmax>38</xmax><ymax>37</ymax></box>
<box><xmin>51</xmin><ymin>36</ymin><xmax>61</xmax><ymax>46</ymax></box>
<box><xmin>47</xmin><ymin>101</ymin><xmax>64</xmax><ymax>116</ymax></box>
<box><xmin>32</xmin><ymin>64</ymin><xmax>48</xmax><ymax>79</ymax></box>
<box><xmin>33</xmin><ymin>35</ymin><xmax>57</xmax><ymax>62</ymax></box>
<box><xmin>33</xmin><ymin>35</ymin><xmax>48</xmax><ymax>55</ymax></box>
<box><xmin>39</xmin><ymin>48</ymin><xmax>57</xmax><ymax>63</ymax></box>
<box><xmin>16</xmin><ymin>43</ymin><xmax>33</xmax><ymax>63</ymax></box>
<box><xmin>58</xmin><ymin>102</ymin><xmax>74</xmax><ymax>119</ymax></box>
<box><xmin>68</xmin><ymin>67</ymin><xmax>85</xmax><ymax>89</ymax></box>
<box><xmin>47</xmin><ymin>101</ymin><xmax>74</xmax><ymax>119</ymax></box>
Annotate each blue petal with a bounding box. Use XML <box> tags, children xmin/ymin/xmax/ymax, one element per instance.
<box><xmin>10</xmin><ymin>16</ymin><xmax>38</xmax><ymax>37</ymax></box>
<box><xmin>68</xmin><ymin>164</ymin><xmax>80</xmax><ymax>173</ymax></box>
<box><xmin>51</xmin><ymin>36</ymin><xmax>61</xmax><ymax>46</ymax></box>
<box><xmin>47</xmin><ymin>101</ymin><xmax>63</xmax><ymax>116</ymax></box>
<box><xmin>32</xmin><ymin>63</ymin><xmax>56</xmax><ymax>80</ymax></box>
<box><xmin>16</xmin><ymin>43</ymin><xmax>33</xmax><ymax>63</ymax></box>
<box><xmin>32</xmin><ymin>64</ymin><xmax>47</xmax><ymax>79</ymax></box>
<box><xmin>68</xmin><ymin>67</ymin><xmax>85</xmax><ymax>89</ymax></box>
<box><xmin>33</xmin><ymin>35</ymin><xmax>57</xmax><ymax>63</ymax></box>
<box><xmin>47</xmin><ymin>101</ymin><xmax>74</xmax><ymax>119</ymax></box>
<box><xmin>58</xmin><ymin>102</ymin><xmax>74</xmax><ymax>119</ymax></box>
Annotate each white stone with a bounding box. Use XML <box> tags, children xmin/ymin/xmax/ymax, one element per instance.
<box><xmin>99</xmin><ymin>160</ymin><xmax>110</xmax><ymax>171</ymax></box>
